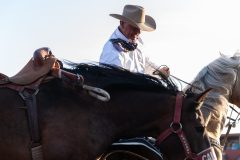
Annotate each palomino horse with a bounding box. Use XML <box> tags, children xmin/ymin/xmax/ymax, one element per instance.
<box><xmin>185</xmin><ymin>53</ymin><xmax>240</xmax><ymax>160</ymax></box>
<box><xmin>0</xmin><ymin>47</ymin><xmax>215</xmax><ymax>160</ymax></box>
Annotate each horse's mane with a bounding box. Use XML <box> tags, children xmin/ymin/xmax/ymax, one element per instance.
<box><xmin>186</xmin><ymin>54</ymin><xmax>240</xmax><ymax>111</ymax></box>
<box><xmin>63</xmin><ymin>62</ymin><xmax>176</xmax><ymax>93</ymax></box>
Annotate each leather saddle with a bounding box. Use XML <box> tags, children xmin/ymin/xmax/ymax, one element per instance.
<box><xmin>0</xmin><ymin>47</ymin><xmax>60</xmax><ymax>85</ymax></box>
<box><xmin>99</xmin><ymin>137</ymin><xmax>164</xmax><ymax>160</ymax></box>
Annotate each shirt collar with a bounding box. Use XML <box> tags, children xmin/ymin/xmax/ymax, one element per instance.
<box><xmin>114</xmin><ymin>27</ymin><xmax>129</xmax><ymax>42</ymax></box>
<box><xmin>113</xmin><ymin>27</ymin><xmax>143</xmax><ymax>45</ymax></box>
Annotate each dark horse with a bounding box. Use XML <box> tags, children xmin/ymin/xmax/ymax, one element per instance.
<box><xmin>0</xmin><ymin>60</ymin><xmax>215</xmax><ymax>160</ymax></box>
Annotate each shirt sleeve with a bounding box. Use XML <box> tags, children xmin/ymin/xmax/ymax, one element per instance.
<box><xmin>99</xmin><ymin>41</ymin><xmax>124</xmax><ymax>67</ymax></box>
<box><xmin>144</xmin><ymin>56</ymin><xmax>159</xmax><ymax>75</ymax></box>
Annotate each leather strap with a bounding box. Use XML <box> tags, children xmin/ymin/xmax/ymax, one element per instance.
<box><xmin>156</xmin><ymin>92</ymin><xmax>197</xmax><ymax>159</ymax></box>
<box><xmin>19</xmin><ymin>89</ymin><xmax>41</xmax><ymax>147</ymax></box>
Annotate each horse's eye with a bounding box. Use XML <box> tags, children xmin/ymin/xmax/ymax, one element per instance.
<box><xmin>195</xmin><ymin>126</ymin><xmax>205</xmax><ymax>133</ymax></box>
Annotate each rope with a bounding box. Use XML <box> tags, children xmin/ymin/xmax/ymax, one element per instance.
<box><xmin>83</xmin><ymin>85</ymin><xmax>110</xmax><ymax>102</ymax></box>
<box><xmin>31</xmin><ymin>145</ymin><xmax>43</xmax><ymax>160</ymax></box>
<box><xmin>148</xmin><ymin>64</ymin><xmax>202</xmax><ymax>91</ymax></box>
<box><xmin>169</xmin><ymin>74</ymin><xmax>202</xmax><ymax>91</ymax></box>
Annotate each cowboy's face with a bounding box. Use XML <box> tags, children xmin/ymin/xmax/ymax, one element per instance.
<box><xmin>120</xmin><ymin>21</ymin><xmax>141</xmax><ymax>42</ymax></box>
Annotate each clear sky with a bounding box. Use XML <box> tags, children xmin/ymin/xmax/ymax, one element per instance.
<box><xmin>0</xmin><ymin>0</ymin><xmax>240</xmax><ymax>133</ymax></box>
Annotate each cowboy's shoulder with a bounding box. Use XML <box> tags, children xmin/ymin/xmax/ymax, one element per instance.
<box><xmin>138</xmin><ymin>37</ymin><xmax>144</xmax><ymax>45</ymax></box>
<box><xmin>136</xmin><ymin>37</ymin><xmax>144</xmax><ymax>50</ymax></box>
<box><xmin>102</xmin><ymin>38</ymin><xmax>122</xmax><ymax>55</ymax></box>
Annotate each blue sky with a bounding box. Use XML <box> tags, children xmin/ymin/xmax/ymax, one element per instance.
<box><xmin>1</xmin><ymin>0</ymin><xmax>240</xmax><ymax>133</ymax></box>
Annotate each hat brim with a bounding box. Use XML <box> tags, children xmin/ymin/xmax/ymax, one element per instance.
<box><xmin>110</xmin><ymin>14</ymin><xmax>156</xmax><ymax>32</ymax></box>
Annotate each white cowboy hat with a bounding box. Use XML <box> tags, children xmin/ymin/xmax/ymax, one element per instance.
<box><xmin>110</xmin><ymin>5</ymin><xmax>156</xmax><ymax>32</ymax></box>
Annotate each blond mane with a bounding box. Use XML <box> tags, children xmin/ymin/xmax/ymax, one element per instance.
<box><xmin>185</xmin><ymin>54</ymin><xmax>240</xmax><ymax>112</ymax></box>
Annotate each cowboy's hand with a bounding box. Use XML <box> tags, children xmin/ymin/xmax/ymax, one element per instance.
<box><xmin>159</xmin><ymin>66</ymin><xmax>170</xmax><ymax>78</ymax></box>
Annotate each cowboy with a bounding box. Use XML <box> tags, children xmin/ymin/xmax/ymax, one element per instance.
<box><xmin>99</xmin><ymin>4</ymin><xmax>170</xmax><ymax>77</ymax></box>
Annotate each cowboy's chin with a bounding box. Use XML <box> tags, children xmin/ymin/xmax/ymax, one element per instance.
<box><xmin>129</xmin><ymin>36</ymin><xmax>139</xmax><ymax>43</ymax></box>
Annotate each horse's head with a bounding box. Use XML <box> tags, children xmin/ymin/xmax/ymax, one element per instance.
<box><xmin>156</xmin><ymin>89</ymin><xmax>216</xmax><ymax>160</ymax></box>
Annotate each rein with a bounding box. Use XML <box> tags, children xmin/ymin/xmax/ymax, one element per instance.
<box><xmin>156</xmin><ymin>92</ymin><xmax>216</xmax><ymax>160</ymax></box>
<box><xmin>150</xmin><ymin>64</ymin><xmax>202</xmax><ymax>92</ymax></box>
<box><xmin>169</xmin><ymin>74</ymin><xmax>202</xmax><ymax>91</ymax></box>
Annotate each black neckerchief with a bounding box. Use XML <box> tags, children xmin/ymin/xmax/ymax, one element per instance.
<box><xmin>110</xmin><ymin>38</ymin><xmax>138</xmax><ymax>52</ymax></box>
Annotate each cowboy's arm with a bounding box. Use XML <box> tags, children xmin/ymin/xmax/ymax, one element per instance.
<box><xmin>145</xmin><ymin>57</ymin><xmax>170</xmax><ymax>77</ymax></box>
<box><xmin>100</xmin><ymin>42</ymin><xmax>124</xmax><ymax>67</ymax></box>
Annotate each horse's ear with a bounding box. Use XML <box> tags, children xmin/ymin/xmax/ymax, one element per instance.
<box><xmin>196</xmin><ymin>88</ymin><xmax>212</xmax><ymax>103</ymax></box>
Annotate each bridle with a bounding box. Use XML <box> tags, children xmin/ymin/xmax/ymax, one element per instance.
<box><xmin>156</xmin><ymin>92</ymin><xmax>216</xmax><ymax>160</ymax></box>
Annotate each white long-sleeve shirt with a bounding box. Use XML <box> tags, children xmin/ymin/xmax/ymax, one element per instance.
<box><xmin>100</xmin><ymin>27</ymin><xmax>158</xmax><ymax>74</ymax></box>
<box><xmin>100</xmin><ymin>28</ymin><xmax>145</xmax><ymax>73</ymax></box>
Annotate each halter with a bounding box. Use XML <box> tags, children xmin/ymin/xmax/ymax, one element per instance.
<box><xmin>156</xmin><ymin>92</ymin><xmax>216</xmax><ymax>160</ymax></box>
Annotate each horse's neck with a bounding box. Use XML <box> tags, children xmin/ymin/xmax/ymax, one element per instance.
<box><xmin>190</xmin><ymin>78</ymin><xmax>230</xmax><ymax>113</ymax></box>
<box><xmin>230</xmin><ymin>68</ymin><xmax>240</xmax><ymax>106</ymax></box>
<box><xmin>111</xmin><ymin>92</ymin><xmax>174</xmax><ymax>138</ymax></box>
<box><xmin>202</xmin><ymin>94</ymin><xmax>229</xmax><ymax>112</ymax></box>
